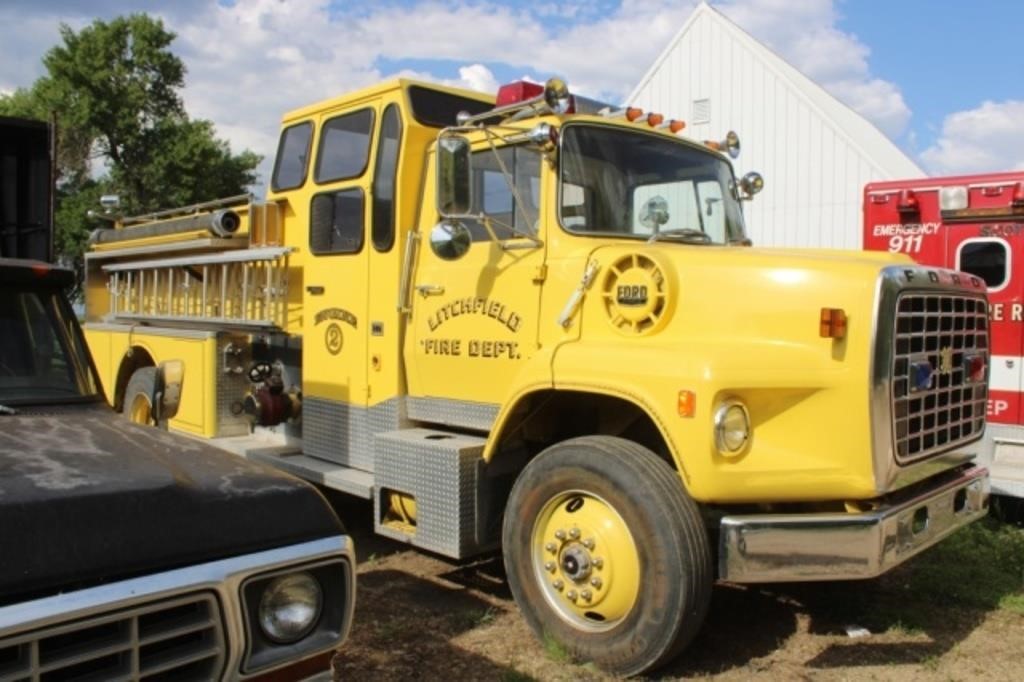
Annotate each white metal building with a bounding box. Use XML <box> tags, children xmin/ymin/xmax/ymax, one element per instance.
<box><xmin>629</xmin><ymin>2</ymin><xmax>924</xmax><ymax>249</ymax></box>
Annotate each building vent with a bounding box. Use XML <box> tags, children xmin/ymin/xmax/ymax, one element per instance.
<box><xmin>692</xmin><ymin>98</ymin><xmax>711</xmax><ymax>124</ymax></box>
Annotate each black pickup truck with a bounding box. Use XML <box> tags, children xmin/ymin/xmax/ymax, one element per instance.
<box><xmin>0</xmin><ymin>258</ymin><xmax>355</xmax><ymax>680</ymax></box>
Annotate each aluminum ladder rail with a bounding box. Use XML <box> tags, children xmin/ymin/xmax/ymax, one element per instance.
<box><xmin>102</xmin><ymin>247</ymin><xmax>293</xmax><ymax>330</ymax></box>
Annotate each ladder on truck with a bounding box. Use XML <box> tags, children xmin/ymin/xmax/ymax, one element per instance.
<box><xmin>101</xmin><ymin>247</ymin><xmax>292</xmax><ymax>329</ymax></box>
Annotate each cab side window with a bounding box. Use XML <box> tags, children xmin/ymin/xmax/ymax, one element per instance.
<box><xmin>466</xmin><ymin>146</ymin><xmax>540</xmax><ymax>241</ymax></box>
<box><xmin>271</xmin><ymin>122</ymin><xmax>313</xmax><ymax>191</ymax></box>
<box><xmin>310</xmin><ymin>189</ymin><xmax>365</xmax><ymax>255</ymax></box>
<box><xmin>372</xmin><ymin>105</ymin><xmax>402</xmax><ymax>252</ymax></box>
<box><xmin>958</xmin><ymin>239</ymin><xmax>1009</xmax><ymax>290</ymax></box>
<box><xmin>315</xmin><ymin>109</ymin><xmax>374</xmax><ymax>184</ymax></box>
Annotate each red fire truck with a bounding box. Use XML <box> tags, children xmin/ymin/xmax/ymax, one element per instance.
<box><xmin>864</xmin><ymin>171</ymin><xmax>1024</xmax><ymax>498</ymax></box>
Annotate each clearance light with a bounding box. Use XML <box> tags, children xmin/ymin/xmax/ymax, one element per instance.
<box><xmin>646</xmin><ymin>112</ymin><xmax>664</xmax><ymax>127</ymax></box>
<box><xmin>678</xmin><ymin>390</ymin><xmax>696</xmax><ymax>418</ymax></box>
<box><xmin>668</xmin><ymin>119</ymin><xmax>685</xmax><ymax>133</ymax></box>
<box><xmin>939</xmin><ymin>186</ymin><xmax>968</xmax><ymax>211</ymax></box>
<box><xmin>625</xmin><ymin>107</ymin><xmax>644</xmax><ymax>122</ymax></box>
<box><xmin>897</xmin><ymin>189</ymin><xmax>919</xmax><ymax>213</ymax></box>
<box><xmin>910</xmin><ymin>359</ymin><xmax>934</xmax><ymax>393</ymax></box>
<box><xmin>963</xmin><ymin>354</ymin><xmax>987</xmax><ymax>384</ymax></box>
<box><xmin>704</xmin><ymin>131</ymin><xmax>741</xmax><ymax>159</ymax></box>
<box><xmin>1013</xmin><ymin>182</ymin><xmax>1024</xmax><ymax>207</ymax></box>
<box><xmin>819</xmin><ymin>307</ymin><xmax>847</xmax><ymax>339</ymax></box>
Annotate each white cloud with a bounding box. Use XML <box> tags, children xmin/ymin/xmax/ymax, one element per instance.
<box><xmin>0</xmin><ymin>0</ymin><xmax>911</xmax><ymax>188</ymax></box>
<box><xmin>454</xmin><ymin>64</ymin><xmax>500</xmax><ymax>94</ymax></box>
<box><xmin>920</xmin><ymin>100</ymin><xmax>1024</xmax><ymax>174</ymax></box>
<box><xmin>716</xmin><ymin>0</ymin><xmax>910</xmax><ymax>138</ymax></box>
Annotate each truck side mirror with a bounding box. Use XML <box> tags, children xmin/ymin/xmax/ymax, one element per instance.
<box><xmin>155</xmin><ymin>359</ymin><xmax>184</xmax><ymax>422</ymax></box>
<box><xmin>737</xmin><ymin>172</ymin><xmax>765</xmax><ymax>201</ymax></box>
<box><xmin>437</xmin><ymin>134</ymin><xmax>472</xmax><ymax>216</ymax></box>
<box><xmin>429</xmin><ymin>220</ymin><xmax>472</xmax><ymax>261</ymax></box>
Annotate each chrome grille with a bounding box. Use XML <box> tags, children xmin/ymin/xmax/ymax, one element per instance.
<box><xmin>891</xmin><ymin>292</ymin><xmax>989</xmax><ymax>463</ymax></box>
<box><xmin>0</xmin><ymin>593</ymin><xmax>224</xmax><ymax>681</ymax></box>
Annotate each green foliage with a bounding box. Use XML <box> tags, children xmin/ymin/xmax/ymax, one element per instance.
<box><xmin>876</xmin><ymin>517</ymin><xmax>1024</xmax><ymax>625</ymax></box>
<box><xmin>0</xmin><ymin>13</ymin><xmax>260</xmax><ymax>273</ymax></box>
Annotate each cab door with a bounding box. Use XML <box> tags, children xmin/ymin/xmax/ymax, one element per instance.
<box><xmin>950</xmin><ymin>225</ymin><xmax>1022</xmax><ymax>425</ymax></box>
<box><xmin>301</xmin><ymin>100</ymin><xmax>378</xmax><ymax>465</ymax></box>
<box><xmin>405</xmin><ymin>144</ymin><xmax>546</xmax><ymax>427</ymax></box>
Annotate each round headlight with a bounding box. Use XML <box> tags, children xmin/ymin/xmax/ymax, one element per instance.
<box><xmin>258</xmin><ymin>572</ymin><xmax>322</xmax><ymax>643</ymax></box>
<box><xmin>714</xmin><ymin>400</ymin><xmax>750</xmax><ymax>456</ymax></box>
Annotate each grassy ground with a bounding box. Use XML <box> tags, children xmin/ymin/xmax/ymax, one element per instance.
<box><xmin>330</xmin><ymin>495</ymin><xmax>1024</xmax><ymax>680</ymax></box>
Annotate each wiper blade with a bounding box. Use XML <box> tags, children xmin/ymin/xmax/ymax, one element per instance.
<box><xmin>647</xmin><ymin>228</ymin><xmax>712</xmax><ymax>245</ymax></box>
<box><xmin>0</xmin><ymin>404</ymin><xmax>17</xmax><ymax>415</ymax></box>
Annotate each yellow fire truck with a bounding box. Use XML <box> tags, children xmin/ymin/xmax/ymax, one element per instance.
<box><xmin>84</xmin><ymin>77</ymin><xmax>991</xmax><ymax>675</ymax></box>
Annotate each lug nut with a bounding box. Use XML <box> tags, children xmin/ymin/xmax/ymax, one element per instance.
<box><xmin>593</xmin><ymin>557</ymin><xmax>604</xmax><ymax>569</ymax></box>
<box><xmin>544</xmin><ymin>561</ymin><xmax>556</xmax><ymax>573</ymax></box>
<box><xmin>566</xmin><ymin>589</ymin><xmax>577</xmax><ymax>601</ymax></box>
<box><xmin>582</xmin><ymin>538</ymin><xmax>595</xmax><ymax>550</ymax></box>
<box><xmin>581</xmin><ymin>589</ymin><xmax>593</xmax><ymax>601</ymax></box>
<box><xmin>590</xmin><ymin>577</ymin><xmax>603</xmax><ymax>589</ymax></box>
<box><xmin>545</xmin><ymin>542</ymin><xmax>557</xmax><ymax>554</ymax></box>
<box><xmin>553</xmin><ymin>579</ymin><xmax>564</xmax><ymax>590</ymax></box>
<box><xmin>554</xmin><ymin>529</ymin><xmax>567</xmax><ymax>540</ymax></box>
<box><xmin>569</xmin><ymin>528</ymin><xmax>581</xmax><ymax>539</ymax></box>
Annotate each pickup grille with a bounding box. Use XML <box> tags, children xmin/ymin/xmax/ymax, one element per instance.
<box><xmin>891</xmin><ymin>292</ymin><xmax>989</xmax><ymax>463</ymax></box>
<box><xmin>0</xmin><ymin>593</ymin><xmax>225</xmax><ymax>681</ymax></box>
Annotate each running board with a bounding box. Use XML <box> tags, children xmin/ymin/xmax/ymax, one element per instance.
<box><xmin>246</xmin><ymin>445</ymin><xmax>374</xmax><ymax>499</ymax></box>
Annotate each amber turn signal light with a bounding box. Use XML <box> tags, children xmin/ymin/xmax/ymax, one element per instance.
<box><xmin>678</xmin><ymin>390</ymin><xmax>696</xmax><ymax>418</ymax></box>
<box><xmin>820</xmin><ymin>308</ymin><xmax>847</xmax><ymax>339</ymax></box>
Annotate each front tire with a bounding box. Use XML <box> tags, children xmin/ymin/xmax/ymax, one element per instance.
<box><xmin>502</xmin><ymin>436</ymin><xmax>712</xmax><ymax>676</ymax></box>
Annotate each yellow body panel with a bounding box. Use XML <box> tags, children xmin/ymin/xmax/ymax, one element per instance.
<box><xmin>84</xmin><ymin>325</ymin><xmax>220</xmax><ymax>437</ymax></box>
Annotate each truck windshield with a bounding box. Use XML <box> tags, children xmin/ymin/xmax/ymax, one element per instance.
<box><xmin>0</xmin><ymin>285</ymin><xmax>100</xmax><ymax>404</ymax></box>
<box><xmin>559</xmin><ymin>124</ymin><xmax>748</xmax><ymax>244</ymax></box>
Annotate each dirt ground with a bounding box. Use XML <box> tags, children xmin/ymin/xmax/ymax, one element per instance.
<box><xmin>326</xmin><ymin>495</ymin><xmax>1024</xmax><ymax>681</ymax></box>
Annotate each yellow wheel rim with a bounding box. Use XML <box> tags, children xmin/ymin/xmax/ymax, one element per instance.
<box><xmin>531</xmin><ymin>490</ymin><xmax>640</xmax><ymax>631</ymax></box>
<box><xmin>128</xmin><ymin>393</ymin><xmax>153</xmax><ymax>424</ymax></box>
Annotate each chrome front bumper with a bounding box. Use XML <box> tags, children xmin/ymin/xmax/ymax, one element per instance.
<box><xmin>719</xmin><ymin>466</ymin><xmax>989</xmax><ymax>583</ymax></box>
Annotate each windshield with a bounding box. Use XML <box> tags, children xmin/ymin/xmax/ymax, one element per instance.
<box><xmin>0</xmin><ymin>285</ymin><xmax>100</xmax><ymax>404</ymax></box>
<box><xmin>559</xmin><ymin>124</ymin><xmax>748</xmax><ymax>243</ymax></box>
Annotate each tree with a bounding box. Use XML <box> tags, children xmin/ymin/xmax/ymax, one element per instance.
<box><xmin>0</xmin><ymin>14</ymin><xmax>260</xmax><ymax>273</ymax></box>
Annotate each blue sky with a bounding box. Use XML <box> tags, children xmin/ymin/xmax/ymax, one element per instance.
<box><xmin>836</xmin><ymin>0</ymin><xmax>1023</xmax><ymax>159</ymax></box>
<box><xmin>0</xmin><ymin>0</ymin><xmax>1021</xmax><ymax>182</ymax></box>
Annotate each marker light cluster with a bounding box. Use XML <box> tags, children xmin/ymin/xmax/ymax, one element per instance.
<box><xmin>910</xmin><ymin>359</ymin><xmax>935</xmax><ymax>393</ymax></box>
<box><xmin>963</xmin><ymin>354</ymin><xmax>987</xmax><ymax>384</ymax></box>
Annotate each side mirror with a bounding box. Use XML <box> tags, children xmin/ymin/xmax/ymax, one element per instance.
<box><xmin>429</xmin><ymin>220</ymin><xmax>472</xmax><ymax>261</ymax></box>
<box><xmin>738</xmin><ymin>172</ymin><xmax>765</xmax><ymax>201</ymax></box>
<box><xmin>437</xmin><ymin>134</ymin><xmax>472</xmax><ymax>216</ymax></box>
<box><xmin>155</xmin><ymin>359</ymin><xmax>184</xmax><ymax>422</ymax></box>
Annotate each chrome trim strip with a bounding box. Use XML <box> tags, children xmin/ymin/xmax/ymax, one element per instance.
<box><xmin>0</xmin><ymin>536</ymin><xmax>354</xmax><ymax>680</ymax></box>
<box><xmin>86</xmin><ymin>238</ymin><xmax>248</xmax><ymax>261</ymax></box>
<box><xmin>719</xmin><ymin>466</ymin><xmax>989</xmax><ymax>583</ymax></box>
<box><xmin>83</xmin><ymin>321</ymin><xmax>220</xmax><ymax>339</ymax></box>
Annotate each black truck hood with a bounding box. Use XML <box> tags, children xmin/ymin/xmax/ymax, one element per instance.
<box><xmin>0</xmin><ymin>405</ymin><xmax>342</xmax><ymax>604</ymax></box>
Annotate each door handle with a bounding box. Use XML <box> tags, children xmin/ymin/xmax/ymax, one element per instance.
<box><xmin>416</xmin><ymin>284</ymin><xmax>445</xmax><ymax>297</ymax></box>
<box><xmin>306</xmin><ymin>285</ymin><xmax>325</xmax><ymax>295</ymax></box>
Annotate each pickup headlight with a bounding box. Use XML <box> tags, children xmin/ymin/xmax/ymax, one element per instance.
<box><xmin>258</xmin><ymin>572</ymin><xmax>322</xmax><ymax>643</ymax></box>
<box><xmin>714</xmin><ymin>400</ymin><xmax>750</xmax><ymax>456</ymax></box>
<box><xmin>241</xmin><ymin>559</ymin><xmax>352</xmax><ymax>674</ymax></box>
